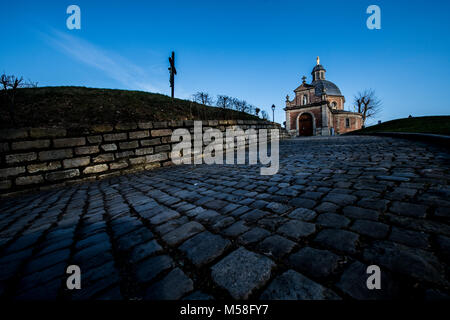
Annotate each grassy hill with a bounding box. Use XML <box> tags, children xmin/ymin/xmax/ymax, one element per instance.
<box><xmin>348</xmin><ymin>116</ymin><xmax>450</xmax><ymax>136</ymax></box>
<box><xmin>0</xmin><ymin>86</ymin><xmax>261</xmax><ymax>128</ymax></box>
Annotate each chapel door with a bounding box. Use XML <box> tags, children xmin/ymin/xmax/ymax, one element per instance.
<box><xmin>298</xmin><ymin>113</ymin><xmax>313</xmax><ymax>136</ymax></box>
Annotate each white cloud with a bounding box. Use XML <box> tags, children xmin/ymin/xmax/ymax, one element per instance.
<box><xmin>43</xmin><ymin>29</ymin><xmax>164</xmax><ymax>93</ymax></box>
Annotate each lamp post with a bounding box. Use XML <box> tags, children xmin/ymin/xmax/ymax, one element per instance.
<box><xmin>271</xmin><ymin>104</ymin><xmax>276</xmax><ymax>123</ymax></box>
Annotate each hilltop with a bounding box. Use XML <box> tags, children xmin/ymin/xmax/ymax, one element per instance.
<box><xmin>348</xmin><ymin>116</ymin><xmax>450</xmax><ymax>136</ymax></box>
<box><xmin>0</xmin><ymin>86</ymin><xmax>261</xmax><ymax>128</ymax></box>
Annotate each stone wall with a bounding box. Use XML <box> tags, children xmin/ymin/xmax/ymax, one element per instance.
<box><xmin>0</xmin><ymin>120</ymin><xmax>281</xmax><ymax>196</ymax></box>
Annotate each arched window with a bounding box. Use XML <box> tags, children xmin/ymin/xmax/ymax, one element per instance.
<box><xmin>331</xmin><ymin>102</ymin><xmax>337</xmax><ymax>109</ymax></box>
<box><xmin>303</xmin><ymin>95</ymin><xmax>308</xmax><ymax>105</ymax></box>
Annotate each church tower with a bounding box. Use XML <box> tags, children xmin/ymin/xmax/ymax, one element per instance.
<box><xmin>312</xmin><ymin>56</ymin><xmax>326</xmax><ymax>81</ymax></box>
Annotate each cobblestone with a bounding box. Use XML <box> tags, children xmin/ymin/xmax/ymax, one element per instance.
<box><xmin>260</xmin><ymin>270</ymin><xmax>340</xmax><ymax>300</ymax></box>
<box><xmin>1</xmin><ymin>136</ymin><xmax>449</xmax><ymax>300</ymax></box>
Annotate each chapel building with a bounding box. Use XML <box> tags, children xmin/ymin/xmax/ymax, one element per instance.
<box><xmin>285</xmin><ymin>57</ymin><xmax>363</xmax><ymax>136</ymax></box>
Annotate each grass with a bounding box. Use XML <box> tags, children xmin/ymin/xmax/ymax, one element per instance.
<box><xmin>0</xmin><ymin>86</ymin><xmax>261</xmax><ymax>128</ymax></box>
<box><xmin>347</xmin><ymin>116</ymin><xmax>450</xmax><ymax>136</ymax></box>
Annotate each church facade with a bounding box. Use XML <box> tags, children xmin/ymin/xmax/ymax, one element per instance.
<box><xmin>284</xmin><ymin>58</ymin><xmax>363</xmax><ymax>136</ymax></box>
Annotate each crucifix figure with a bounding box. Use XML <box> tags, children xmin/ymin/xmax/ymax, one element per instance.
<box><xmin>168</xmin><ymin>51</ymin><xmax>176</xmax><ymax>98</ymax></box>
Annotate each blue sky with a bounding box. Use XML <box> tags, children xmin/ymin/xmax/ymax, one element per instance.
<box><xmin>1</xmin><ymin>0</ymin><xmax>449</xmax><ymax>125</ymax></box>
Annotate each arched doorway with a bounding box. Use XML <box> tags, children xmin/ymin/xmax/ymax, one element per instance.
<box><xmin>298</xmin><ymin>113</ymin><xmax>313</xmax><ymax>136</ymax></box>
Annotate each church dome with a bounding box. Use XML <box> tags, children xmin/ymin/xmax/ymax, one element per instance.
<box><xmin>311</xmin><ymin>79</ymin><xmax>342</xmax><ymax>96</ymax></box>
<box><xmin>312</xmin><ymin>64</ymin><xmax>326</xmax><ymax>72</ymax></box>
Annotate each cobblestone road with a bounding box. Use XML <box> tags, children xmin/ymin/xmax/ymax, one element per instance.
<box><xmin>0</xmin><ymin>136</ymin><xmax>449</xmax><ymax>300</ymax></box>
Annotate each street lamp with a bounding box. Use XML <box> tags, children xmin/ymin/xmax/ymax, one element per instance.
<box><xmin>271</xmin><ymin>104</ymin><xmax>276</xmax><ymax>123</ymax></box>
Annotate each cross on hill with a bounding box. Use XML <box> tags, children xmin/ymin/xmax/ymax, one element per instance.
<box><xmin>168</xmin><ymin>51</ymin><xmax>176</xmax><ymax>98</ymax></box>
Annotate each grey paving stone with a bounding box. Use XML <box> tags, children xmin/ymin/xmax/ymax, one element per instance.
<box><xmin>17</xmin><ymin>261</ymin><xmax>66</xmax><ymax>294</ymax></box>
<box><xmin>289</xmin><ymin>247</ymin><xmax>343</xmax><ymax>278</ymax></box>
<box><xmin>154</xmin><ymin>216</ymin><xmax>189</xmax><ymax>235</ymax></box>
<box><xmin>350</xmin><ymin>220</ymin><xmax>390</xmax><ymax>239</ymax></box>
<box><xmin>222</xmin><ymin>220</ymin><xmax>249</xmax><ymax>237</ymax></box>
<box><xmin>316</xmin><ymin>213</ymin><xmax>350</xmax><ymax>228</ymax></box>
<box><xmin>179</xmin><ymin>231</ymin><xmax>231</xmax><ymax>267</ymax></box>
<box><xmin>363</xmin><ymin>241</ymin><xmax>448</xmax><ymax>285</ymax></box>
<box><xmin>24</xmin><ymin>248</ymin><xmax>71</xmax><ymax>275</ymax></box>
<box><xmin>277</xmin><ymin>220</ymin><xmax>316</xmax><ymax>240</ymax></box>
<box><xmin>211</xmin><ymin>247</ymin><xmax>275</xmax><ymax>299</ymax></box>
<box><xmin>240</xmin><ymin>209</ymin><xmax>269</xmax><ymax>222</ymax></box>
<box><xmin>238</xmin><ymin>227</ymin><xmax>271</xmax><ymax>245</ymax></box>
<box><xmin>145</xmin><ymin>268</ymin><xmax>193</xmax><ymax>300</ymax></box>
<box><xmin>258</xmin><ymin>235</ymin><xmax>296</xmax><ymax>259</ymax></box>
<box><xmin>149</xmin><ymin>209</ymin><xmax>180</xmax><ymax>225</ymax></box>
<box><xmin>116</xmin><ymin>227</ymin><xmax>154</xmax><ymax>252</ymax></box>
<box><xmin>71</xmin><ymin>261</ymin><xmax>121</xmax><ymax>300</ymax></box>
<box><xmin>315</xmin><ymin>202</ymin><xmax>339</xmax><ymax>213</ymax></box>
<box><xmin>336</xmin><ymin>261</ymin><xmax>400</xmax><ymax>299</ymax></box>
<box><xmin>389</xmin><ymin>227</ymin><xmax>429</xmax><ymax>249</ymax></box>
<box><xmin>289</xmin><ymin>197</ymin><xmax>317</xmax><ymax>209</ymax></box>
<box><xmin>15</xmin><ymin>278</ymin><xmax>62</xmax><ymax>300</ymax></box>
<box><xmin>195</xmin><ymin>209</ymin><xmax>222</xmax><ymax>224</ymax></box>
<box><xmin>390</xmin><ymin>201</ymin><xmax>428</xmax><ymax>218</ymax></box>
<box><xmin>183</xmin><ymin>291</ymin><xmax>214</xmax><ymax>300</ymax></box>
<box><xmin>260</xmin><ymin>270</ymin><xmax>340</xmax><ymax>300</ymax></box>
<box><xmin>135</xmin><ymin>255</ymin><xmax>174</xmax><ymax>283</ymax></box>
<box><xmin>265</xmin><ymin>202</ymin><xmax>292</xmax><ymax>214</ymax></box>
<box><xmin>72</xmin><ymin>242</ymin><xmax>114</xmax><ymax>270</ymax></box>
<box><xmin>162</xmin><ymin>221</ymin><xmax>205</xmax><ymax>246</ymax></box>
<box><xmin>129</xmin><ymin>240</ymin><xmax>164</xmax><ymax>264</ymax></box>
<box><xmin>322</xmin><ymin>193</ymin><xmax>357</xmax><ymax>206</ymax></box>
<box><xmin>343</xmin><ymin>206</ymin><xmax>379</xmax><ymax>221</ymax></box>
<box><xmin>211</xmin><ymin>216</ymin><xmax>235</xmax><ymax>231</ymax></box>
<box><xmin>314</xmin><ymin>229</ymin><xmax>359</xmax><ymax>254</ymax></box>
<box><xmin>288</xmin><ymin>207</ymin><xmax>317</xmax><ymax>221</ymax></box>
<box><xmin>436</xmin><ymin>235</ymin><xmax>450</xmax><ymax>262</ymax></box>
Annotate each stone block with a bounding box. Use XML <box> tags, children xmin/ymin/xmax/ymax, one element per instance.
<box><xmin>0</xmin><ymin>128</ymin><xmax>28</xmax><ymax>139</ymax></box>
<box><xmin>109</xmin><ymin>161</ymin><xmax>128</xmax><ymax>170</ymax></box>
<box><xmin>92</xmin><ymin>153</ymin><xmax>114</xmax><ymax>163</ymax></box>
<box><xmin>39</xmin><ymin>149</ymin><xmax>73</xmax><ymax>161</ymax></box>
<box><xmin>83</xmin><ymin>164</ymin><xmax>108</xmax><ymax>174</ymax></box>
<box><xmin>140</xmin><ymin>138</ymin><xmax>161</xmax><ymax>146</ymax></box>
<box><xmin>5</xmin><ymin>152</ymin><xmax>37</xmax><ymax>164</ymax></box>
<box><xmin>129</xmin><ymin>130</ymin><xmax>150</xmax><ymax>139</ymax></box>
<box><xmin>45</xmin><ymin>169</ymin><xmax>79</xmax><ymax>181</ymax></box>
<box><xmin>63</xmin><ymin>157</ymin><xmax>91</xmax><ymax>169</ymax></box>
<box><xmin>101</xmin><ymin>143</ymin><xmax>117</xmax><ymax>152</ymax></box>
<box><xmin>0</xmin><ymin>166</ymin><xmax>26</xmax><ymax>178</ymax></box>
<box><xmin>151</xmin><ymin>129</ymin><xmax>172</xmax><ymax>137</ymax></box>
<box><xmin>27</xmin><ymin>161</ymin><xmax>61</xmax><ymax>173</ymax></box>
<box><xmin>90</xmin><ymin>124</ymin><xmax>113</xmax><ymax>133</ymax></box>
<box><xmin>75</xmin><ymin>145</ymin><xmax>99</xmax><ymax>155</ymax></box>
<box><xmin>53</xmin><ymin>137</ymin><xmax>86</xmax><ymax>148</ymax></box>
<box><xmin>119</xmin><ymin>140</ymin><xmax>139</xmax><ymax>150</ymax></box>
<box><xmin>12</xmin><ymin>140</ymin><xmax>50</xmax><ymax>150</ymax></box>
<box><xmin>103</xmin><ymin>133</ymin><xmax>127</xmax><ymax>142</ymax></box>
<box><xmin>16</xmin><ymin>175</ymin><xmax>44</xmax><ymax>185</ymax></box>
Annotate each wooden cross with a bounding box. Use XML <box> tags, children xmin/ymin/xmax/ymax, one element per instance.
<box><xmin>168</xmin><ymin>51</ymin><xmax>176</xmax><ymax>98</ymax></box>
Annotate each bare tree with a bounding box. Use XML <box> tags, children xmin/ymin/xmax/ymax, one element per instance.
<box><xmin>231</xmin><ymin>98</ymin><xmax>249</xmax><ymax>113</ymax></box>
<box><xmin>261</xmin><ymin>110</ymin><xmax>269</xmax><ymax>120</ymax></box>
<box><xmin>193</xmin><ymin>92</ymin><xmax>214</xmax><ymax>105</ymax></box>
<box><xmin>1</xmin><ymin>74</ymin><xmax>25</xmax><ymax>125</ymax></box>
<box><xmin>353</xmin><ymin>89</ymin><xmax>382</xmax><ymax>126</ymax></box>
<box><xmin>247</xmin><ymin>104</ymin><xmax>255</xmax><ymax>115</ymax></box>
<box><xmin>216</xmin><ymin>95</ymin><xmax>232</xmax><ymax>109</ymax></box>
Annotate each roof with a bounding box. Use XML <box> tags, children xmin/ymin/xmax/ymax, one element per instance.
<box><xmin>311</xmin><ymin>80</ymin><xmax>342</xmax><ymax>96</ymax></box>
<box><xmin>312</xmin><ymin>64</ymin><xmax>326</xmax><ymax>73</ymax></box>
